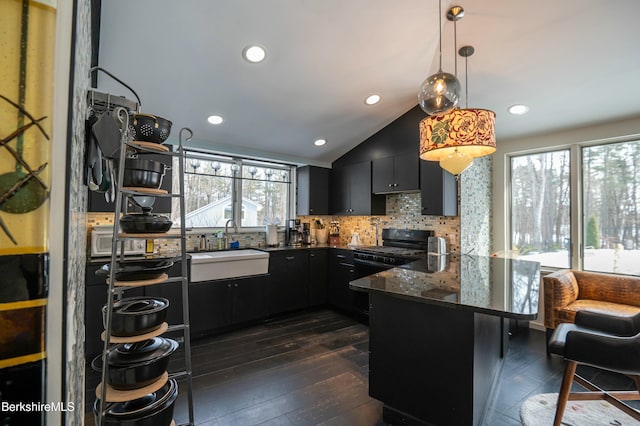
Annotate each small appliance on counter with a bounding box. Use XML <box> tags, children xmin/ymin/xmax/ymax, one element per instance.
<box><xmin>329</xmin><ymin>221</ymin><xmax>340</xmax><ymax>246</ymax></box>
<box><xmin>302</xmin><ymin>222</ymin><xmax>312</xmax><ymax>245</ymax></box>
<box><xmin>348</xmin><ymin>232</ymin><xmax>361</xmax><ymax>247</ymax></box>
<box><xmin>427</xmin><ymin>236</ymin><xmax>447</xmax><ymax>255</ymax></box>
<box><xmin>91</xmin><ymin>225</ymin><xmax>146</xmax><ymax>257</ymax></box>
<box><xmin>285</xmin><ymin>218</ymin><xmax>302</xmax><ymax>246</ymax></box>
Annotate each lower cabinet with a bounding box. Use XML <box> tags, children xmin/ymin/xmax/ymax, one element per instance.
<box><xmin>308</xmin><ymin>249</ymin><xmax>328</xmax><ymax>306</ymax></box>
<box><xmin>188</xmin><ymin>275</ymin><xmax>268</xmax><ymax>339</ymax></box>
<box><xmin>327</xmin><ymin>249</ymin><xmax>356</xmax><ymax>313</ymax></box>
<box><xmin>267</xmin><ymin>250</ymin><xmax>309</xmax><ymax>315</ymax></box>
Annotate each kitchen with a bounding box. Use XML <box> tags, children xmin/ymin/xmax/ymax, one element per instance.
<box><xmin>1</xmin><ymin>1</ymin><xmax>640</xmax><ymax>426</ymax></box>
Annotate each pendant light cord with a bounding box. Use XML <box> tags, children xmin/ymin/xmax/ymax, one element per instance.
<box><xmin>465</xmin><ymin>54</ymin><xmax>469</xmax><ymax>108</ymax></box>
<box><xmin>437</xmin><ymin>0</ymin><xmax>442</xmax><ymax>72</ymax></box>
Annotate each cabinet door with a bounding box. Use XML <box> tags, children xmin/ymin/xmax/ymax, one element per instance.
<box><xmin>349</xmin><ymin>161</ymin><xmax>377</xmax><ymax>215</ymax></box>
<box><xmin>372</xmin><ymin>156</ymin><xmax>394</xmax><ymax>194</ymax></box>
<box><xmin>232</xmin><ymin>276</ymin><xmax>268</xmax><ymax>324</ymax></box>
<box><xmin>393</xmin><ymin>151</ymin><xmax>420</xmax><ymax>192</ymax></box>
<box><xmin>188</xmin><ymin>281</ymin><xmax>231</xmax><ymax>338</ymax></box>
<box><xmin>297</xmin><ymin>166</ymin><xmax>329</xmax><ymax>215</ymax></box>
<box><xmin>328</xmin><ymin>251</ymin><xmax>355</xmax><ymax>313</ymax></box>
<box><xmin>329</xmin><ymin>167</ymin><xmax>350</xmax><ymax>215</ymax></box>
<box><xmin>308</xmin><ymin>250</ymin><xmax>328</xmax><ymax>306</ymax></box>
<box><xmin>267</xmin><ymin>251</ymin><xmax>309</xmax><ymax>315</ymax></box>
<box><xmin>420</xmin><ymin>160</ymin><xmax>457</xmax><ymax>216</ymax></box>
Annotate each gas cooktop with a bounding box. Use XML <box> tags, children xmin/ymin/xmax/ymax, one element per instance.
<box><xmin>354</xmin><ymin>246</ymin><xmax>426</xmax><ymax>258</ymax></box>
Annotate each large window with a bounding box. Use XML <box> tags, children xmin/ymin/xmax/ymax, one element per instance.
<box><xmin>510</xmin><ymin>140</ymin><xmax>640</xmax><ymax>275</ymax></box>
<box><xmin>510</xmin><ymin>150</ymin><xmax>571</xmax><ymax>268</ymax></box>
<box><xmin>171</xmin><ymin>152</ymin><xmax>292</xmax><ymax>229</ymax></box>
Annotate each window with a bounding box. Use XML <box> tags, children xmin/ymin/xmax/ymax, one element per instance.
<box><xmin>510</xmin><ymin>150</ymin><xmax>571</xmax><ymax>268</ymax></box>
<box><xmin>171</xmin><ymin>152</ymin><xmax>293</xmax><ymax>229</ymax></box>
<box><xmin>509</xmin><ymin>139</ymin><xmax>640</xmax><ymax>275</ymax></box>
<box><xmin>582</xmin><ymin>141</ymin><xmax>640</xmax><ymax>274</ymax></box>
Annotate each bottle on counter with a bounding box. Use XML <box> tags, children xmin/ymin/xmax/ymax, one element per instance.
<box><xmin>200</xmin><ymin>234</ymin><xmax>207</xmax><ymax>251</ymax></box>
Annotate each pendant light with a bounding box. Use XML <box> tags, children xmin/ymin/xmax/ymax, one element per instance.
<box><xmin>417</xmin><ymin>0</ymin><xmax>462</xmax><ymax>115</ymax></box>
<box><xmin>419</xmin><ymin>6</ymin><xmax>496</xmax><ymax>177</ymax></box>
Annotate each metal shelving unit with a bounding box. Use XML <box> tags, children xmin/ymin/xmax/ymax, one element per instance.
<box><xmin>95</xmin><ymin>107</ymin><xmax>194</xmax><ymax>426</ymax></box>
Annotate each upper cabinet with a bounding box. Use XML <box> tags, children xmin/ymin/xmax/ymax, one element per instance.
<box><xmin>296</xmin><ymin>165</ymin><xmax>329</xmax><ymax>215</ymax></box>
<box><xmin>330</xmin><ymin>161</ymin><xmax>385</xmax><ymax>215</ymax></box>
<box><xmin>420</xmin><ymin>160</ymin><xmax>457</xmax><ymax>216</ymax></box>
<box><xmin>372</xmin><ymin>151</ymin><xmax>420</xmax><ymax>194</ymax></box>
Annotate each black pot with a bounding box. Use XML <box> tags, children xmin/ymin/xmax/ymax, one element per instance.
<box><xmin>103</xmin><ymin>297</ymin><xmax>169</xmax><ymax>337</ymax></box>
<box><xmin>94</xmin><ymin>378</ymin><xmax>178</xmax><ymax>426</ymax></box>
<box><xmin>128</xmin><ymin>113</ymin><xmax>172</xmax><ymax>144</ymax></box>
<box><xmin>123</xmin><ymin>158</ymin><xmax>166</xmax><ymax>189</ymax></box>
<box><xmin>120</xmin><ymin>211</ymin><xmax>172</xmax><ymax>233</ymax></box>
<box><xmin>96</xmin><ymin>260</ymin><xmax>174</xmax><ymax>281</ymax></box>
<box><xmin>92</xmin><ymin>337</ymin><xmax>178</xmax><ymax>390</ymax></box>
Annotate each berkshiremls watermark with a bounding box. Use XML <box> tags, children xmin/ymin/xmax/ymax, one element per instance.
<box><xmin>1</xmin><ymin>400</ymin><xmax>75</xmax><ymax>413</ymax></box>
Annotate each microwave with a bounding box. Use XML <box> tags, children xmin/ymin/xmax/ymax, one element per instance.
<box><xmin>90</xmin><ymin>225</ymin><xmax>146</xmax><ymax>257</ymax></box>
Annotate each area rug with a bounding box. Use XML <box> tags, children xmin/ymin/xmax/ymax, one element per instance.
<box><xmin>520</xmin><ymin>393</ymin><xmax>640</xmax><ymax>426</ymax></box>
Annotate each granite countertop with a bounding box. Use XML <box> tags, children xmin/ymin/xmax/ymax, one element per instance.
<box><xmin>350</xmin><ymin>254</ymin><xmax>541</xmax><ymax>319</ymax></box>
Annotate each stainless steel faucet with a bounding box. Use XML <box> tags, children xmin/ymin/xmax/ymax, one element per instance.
<box><xmin>224</xmin><ymin>219</ymin><xmax>238</xmax><ymax>249</ymax></box>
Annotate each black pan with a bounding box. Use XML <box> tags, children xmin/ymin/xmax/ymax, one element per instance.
<box><xmin>120</xmin><ymin>212</ymin><xmax>172</xmax><ymax>234</ymax></box>
<box><xmin>123</xmin><ymin>158</ymin><xmax>166</xmax><ymax>188</ymax></box>
<box><xmin>103</xmin><ymin>297</ymin><xmax>169</xmax><ymax>337</ymax></box>
<box><xmin>96</xmin><ymin>260</ymin><xmax>174</xmax><ymax>281</ymax></box>
<box><xmin>94</xmin><ymin>378</ymin><xmax>178</xmax><ymax>426</ymax></box>
<box><xmin>91</xmin><ymin>337</ymin><xmax>178</xmax><ymax>390</ymax></box>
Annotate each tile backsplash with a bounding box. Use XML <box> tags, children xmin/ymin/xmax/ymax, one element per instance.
<box><xmin>86</xmin><ymin>192</ymin><xmax>460</xmax><ymax>256</ymax></box>
<box><xmin>299</xmin><ymin>193</ymin><xmax>461</xmax><ymax>253</ymax></box>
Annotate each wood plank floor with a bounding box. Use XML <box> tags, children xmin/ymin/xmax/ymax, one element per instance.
<box><xmin>85</xmin><ymin>309</ymin><xmax>639</xmax><ymax>425</ymax></box>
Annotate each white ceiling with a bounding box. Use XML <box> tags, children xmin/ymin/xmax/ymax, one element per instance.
<box><xmin>97</xmin><ymin>0</ymin><xmax>640</xmax><ymax>167</ymax></box>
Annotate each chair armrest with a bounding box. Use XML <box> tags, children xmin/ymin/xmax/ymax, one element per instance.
<box><xmin>544</xmin><ymin>270</ymin><xmax>579</xmax><ymax>328</ymax></box>
<box><xmin>565</xmin><ymin>330</ymin><xmax>640</xmax><ymax>375</ymax></box>
<box><xmin>575</xmin><ymin>310</ymin><xmax>640</xmax><ymax>336</ymax></box>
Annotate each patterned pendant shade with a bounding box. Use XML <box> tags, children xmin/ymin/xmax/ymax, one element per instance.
<box><xmin>419</xmin><ymin>108</ymin><xmax>496</xmax><ymax>165</ymax></box>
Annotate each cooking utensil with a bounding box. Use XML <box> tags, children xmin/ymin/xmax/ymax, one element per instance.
<box><xmin>120</xmin><ymin>208</ymin><xmax>172</xmax><ymax>233</ymax></box>
<box><xmin>129</xmin><ymin>113</ymin><xmax>172</xmax><ymax>144</ymax></box>
<box><xmin>123</xmin><ymin>158</ymin><xmax>166</xmax><ymax>188</ymax></box>
<box><xmin>103</xmin><ymin>297</ymin><xmax>169</xmax><ymax>337</ymax></box>
<box><xmin>91</xmin><ymin>111</ymin><xmax>121</xmax><ymax>159</ymax></box>
<box><xmin>91</xmin><ymin>337</ymin><xmax>178</xmax><ymax>390</ymax></box>
<box><xmin>96</xmin><ymin>260</ymin><xmax>174</xmax><ymax>281</ymax></box>
<box><xmin>94</xmin><ymin>378</ymin><xmax>178</xmax><ymax>426</ymax></box>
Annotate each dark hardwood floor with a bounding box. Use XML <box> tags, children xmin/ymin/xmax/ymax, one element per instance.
<box><xmin>85</xmin><ymin>309</ymin><xmax>639</xmax><ymax>425</ymax></box>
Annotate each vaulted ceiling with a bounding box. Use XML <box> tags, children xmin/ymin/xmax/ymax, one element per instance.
<box><xmin>97</xmin><ymin>0</ymin><xmax>640</xmax><ymax>166</ymax></box>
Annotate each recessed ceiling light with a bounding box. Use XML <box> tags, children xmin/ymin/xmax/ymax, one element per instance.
<box><xmin>242</xmin><ymin>45</ymin><xmax>266</xmax><ymax>63</ymax></box>
<box><xmin>508</xmin><ymin>104</ymin><xmax>529</xmax><ymax>115</ymax></box>
<box><xmin>365</xmin><ymin>94</ymin><xmax>381</xmax><ymax>105</ymax></box>
<box><xmin>207</xmin><ymin>115</ymin><xmax>223</xmax><ymax>125</ymax></box>
<box><xmin>314</xmin><ymin>139</ymin><xmax>326</xmax><ymax>147</ymax></box>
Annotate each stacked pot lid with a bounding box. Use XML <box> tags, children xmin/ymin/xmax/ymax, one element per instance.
<box><xmin>96</xmin><ymin>258</ymin><xmax>175</xmax><ymax>281</ymax></box>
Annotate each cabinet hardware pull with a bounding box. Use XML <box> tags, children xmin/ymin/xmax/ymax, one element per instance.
<box><xmin>234</xmin><ymin>283</ymin><xmax>238</xmax><ymax>288</ymax></box>
<box><xmin>227</xmin><ymin>284</ymin><xmax>231</xmax><ymax>288</ymax></box>
<box><xmin>310</xmin><ymin>253</ymin><xmax>315</xmax><ymax>257</ymax></box>
<box><xmin>336</xmin><ymin>254</ymin><xmax>346</xmax><ymax>258</ymax></box>
<box><xmin>285</xmin><ymin>256</ymin><xmax>295</xmax><ymax>260</ymax></box>
<box><xmin>388</xmin><ymin>183</ymin><xmax>392</xmax><ymax>187</ymax></box>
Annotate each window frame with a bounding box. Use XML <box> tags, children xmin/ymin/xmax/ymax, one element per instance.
<box><xmin>505</xmin><ymin>136</ymin><xmax>640</xmax><ymax>275</ymax></box>
<box><xmin>178</xmin><ymin>149</ymin><xmax>295</xmax><ymax>232</ymax></box>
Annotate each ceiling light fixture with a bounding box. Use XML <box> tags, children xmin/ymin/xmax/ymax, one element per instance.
<box><xmin>508</xmin><ymin>104</ymin><xmax>529</xmax><ymax>115</ymax></box>
<box><xmin>207</xmin><ymin>115</ymin><xmax>223</xmax><ymax>125</ymax></box>
<box><xmin>419</xmin><ymin>7</ymin><xmax>496</xmax><ymax>177</ymax></box>
<box><xmin>365</xmin><ymin>94</ymin><xmax>381</xmax><ymax>105</ymax></box>
<box><xmin>314</xmin><ymin>139</ymin><xmax>326</xmax><ymax>146</ymax></box>
<box><xmin>417</xmin><ymin>0</ymin><xmax>462</xmax><ymax>115</ymax></box>
<box><xmin>242</xmin><ymin>45</ymin><xmax>266</xmax><ymax>63</ymax></box>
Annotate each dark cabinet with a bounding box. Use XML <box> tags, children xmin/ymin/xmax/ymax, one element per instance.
<box><xmin>267</xmin><ymin>250</ymin><xmax>309</xmax><ymax>314</ymax></box>
<box><xmin>189</xmin><ymin>276</ymin><xmax>268</xmax><ymax>339</ymax></box>
<box><xmin>297</xmin><ymin>166</ymin><xmax>329</xmax><ymax>215</ymax></box>
<box><xmin>189</xmin><ymin>280</ymin><xmax>231</xmax><ymax>338</ymax></box>
<box><xmin>308</xmin><ymin>249</ymin><xmax>328</xmax><ymax>306</ymax></box>
<box><xmin>330</xmin><ymin>161</ymin><xmax>385</xmax><ymax>215</ymax></box>
<box><xmin>88</xmin><ymin>152</ymin><xmax>173</xmax><ymax>213</ymax></box>
<box><xmin>327</xmin><ymin>249</ymin><xmax>355</xmax><ymax>313</ymax></box>
<box><xmin>420</xmin><ymin>160</ymin><xmax>458</xmax><ymax>216</ymax></box>
<box><xmin>372</xmin><ymin>151</ymin><xmax>420</xmax><ymax>194</ymax></box>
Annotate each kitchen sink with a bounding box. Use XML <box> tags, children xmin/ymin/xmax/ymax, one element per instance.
<box><xmin>190</xmin><ymin>249</ymin><xmax>269</xmax><ymax>282</ymax></box>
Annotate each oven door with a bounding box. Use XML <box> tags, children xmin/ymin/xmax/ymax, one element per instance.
<box><xmin>353</xmin><ymin>258</ymin><xmax>394</xmax><ymax>278</ymax></box>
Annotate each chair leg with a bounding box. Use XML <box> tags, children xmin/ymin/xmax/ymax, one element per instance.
<box><xmin>633</xmin><ymin>375</ymin><xmax>640</xmax><ymax>396</ymax></box>
<box><xmin>554</xmin><ymin>360</ymin><xmax>577</xmax><ymax>426</ymax></box>
<box><xmin>546</xmin><ymin>328</ymin><xmax>554</xmax><ymax>356</ymax></box>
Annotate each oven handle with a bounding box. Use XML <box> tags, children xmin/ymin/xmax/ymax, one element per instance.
<box><xmin>353</xmin><ymin>257</ymin><xmax>391</xmax><ymax>268</ymax></box>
